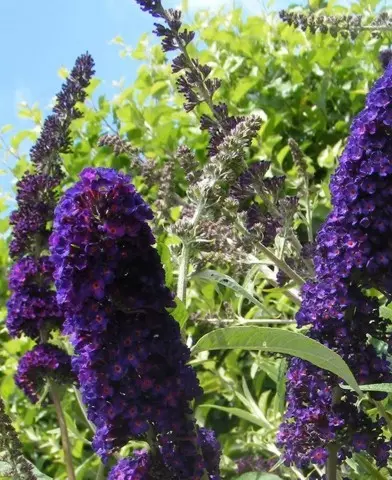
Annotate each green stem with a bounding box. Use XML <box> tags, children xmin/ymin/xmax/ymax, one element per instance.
<box><xmin>304</xmin><ymin>177</ymin><xmax>313</xmax><ymax>243</ymax></box>
<box><xmin>206</xmin><ymin>318</ymin><xmax>295</xmax><ymax>325</ymax></box>
<box><xmin>326</xmin><ymin>443</ymin><xmax>338</xmax><ymax>480</ymax></box>
<box><xmin>49</xmin><ymin>382</ymin><xmax>76</xmax><ymax>480</ymax></box>
<box><xmin>258</xmin><ymin>244</ymin><xmax>306</xmax><ymax>286</ymax></box>
<box><xmin>177</xmin><ymin>242</ymin><xmax>190</xmax><ymax>304</ymax></box>
<box><xmin>177</xmin><ymin>196</ymin><xmax>207</xmax><ymax>307</ymax></box>
<box><xmin>39</xmin><ymin>331</ymin><xmax>75</xmax><ymax>480</ymax></box>
<box><xmin>74</xmin><ymin>386</ymin><xmax>96</xmax><ymax>434</ymax></box>
<box><xmin>191</xmin><ymin>197</ymin><xmax>207</xmax><ymax>227</ymax></box>
<box><xmin>288</xmin><ymin>230</ymin><xmax>314</xmax><ymax>276</ymax></box>
<box><xmin>95</xmin><ymin>463</ymin><xmax>105</xmax><ymax>480</ymax></box>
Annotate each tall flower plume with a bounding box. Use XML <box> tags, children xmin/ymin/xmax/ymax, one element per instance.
<box><xmin>278</xmin><ymin>61</ymin><xmax>392</xmax><ymax>467</ymax></box>
<box><xmin>50</xmin><ymin>167</ymin><xmax>221</xmax><ymax>479</ymax></box>
<box><xmin>7</xmin><ymin>53</ymin><xmax>95</xmax><ymax>400</ymax></box>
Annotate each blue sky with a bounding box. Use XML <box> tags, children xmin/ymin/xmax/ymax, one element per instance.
<box><xmin>0</xmin><ymin>0</ymin><xmax>298</xmax><ymax>198</ymax></box>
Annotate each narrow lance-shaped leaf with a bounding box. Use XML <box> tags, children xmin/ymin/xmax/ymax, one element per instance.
<box><xmin>198</xmin><ymin>404</ymin><xmax>271</xmax><ymax>429</ymax></box>
<box><xmin>193</xmin><ymin>270</ymin><xmax>274</xmax><ymax>317</ymax></box>
<box><xmin>340</xmin><ymin>383</ymin><xmax>392</xmax><ymax>393</ymax></box>
<box><xmin>192</xmin><ymin>326</ymin><xmax>361</xmax><ymax>395</ymax></box>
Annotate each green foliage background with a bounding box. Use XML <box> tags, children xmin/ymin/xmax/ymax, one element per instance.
<box><xmin>0</xmin><ymin>0</ymin><xmax>391</xmax><ymax>478</ymax></box>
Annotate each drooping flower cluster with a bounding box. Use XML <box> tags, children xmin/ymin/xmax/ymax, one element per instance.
<box><xmin>278</xmin><ymin>60</ymin><xmax>392</xmax><ymax>467</ymax></box>
<box><xmin>50</xmin><ymin>167</ymin><xmax>221</xmax><ymax>479</ymax></box>
<box><xmin>15</xmin><ymin>344</ymin><xmax>75</xmax><ymax>403</ymax></box>
<box><xmin>7</xmin><ymin>53</ymin><xmax>94</xmax><ymax>400</ymax></box>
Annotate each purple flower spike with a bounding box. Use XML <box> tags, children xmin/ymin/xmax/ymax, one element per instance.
<box><xmin>50</xmin><ymin>167</ymin><xmax>220</xmax><ymax>479</ymax></box>
<box><xmin>278</xmin><ymin>58</ymin><xmax>392</xmax><ymax>468</ymax></box>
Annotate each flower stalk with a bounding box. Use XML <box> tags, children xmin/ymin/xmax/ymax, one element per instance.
<box><xmin>326</xmin><ymin>443</ymin><xmax>338</xmax><ymax>480</ymax></box>
<box><xmin>177</xmin><ymin>241</ymin><xmax>190</xmax><ymax>304</ymax></box>
<box><xmin>49</xmin><ymin>381</ymin><xmax>76</xmax><ymax>480</ymax></box>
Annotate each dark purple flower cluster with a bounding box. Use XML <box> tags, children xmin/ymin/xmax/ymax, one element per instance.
<box><xmin>7</xmin><ymin>256</ymin><xmax>63</xmax><ymax>338</ymax></box>
<box><xmin>278</xmin><ymin>60</ymin><xmax>392</xmax><ymax>467</ymax></box>
<box><xmin>15</xmin><ymin>344</ymin><xmax>75</xmax><ymax>403</ymax></box>
<box><xmin>231</xmin><ymin>160</ymin><xmax>293</xmax><ymax>247</ymax></box>
<box><xmin>198</xmin><ymin>428</ymin><xmax>221</xmax><ymax>480</ymax></box>
<box><xmin>380</xmin><ymin>49</ymin><xmax>392</xmax><ymax>71</ymax></box>
<box><xmin>9</xmin><ymin>174</ymin><xmax>58</xmax><ymax>258</ymax></box>
<box><xmin>30</xmin><ymin>53</ymin><xmax>95</xmax><ymax>177</ymax></box>
<box><xmin>134</xmin><ymin>0</ymin><xmax>163</xmax><ymax>17</ymax></box>
<box><xmin>279</xmin><ymin>357</ymin><xmax>391</xmax><ymax>468</ymax></box>
<box><xmin>108</xmin><ymin>452</ymin><xmax>153</xmax><ymax>480</ymax></box>
<box><xmin>50</xmin><ymin>167</ymin><xmax>221</xmax><ymax>479</ymax></box>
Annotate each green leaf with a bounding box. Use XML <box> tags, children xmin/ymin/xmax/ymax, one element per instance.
<box><xmin>0</xmin><ymin>461</ymin><xmax>13</xmax><ymax>477</ymax></box>
<box><xmin>0</xmin><ymin>376</ymin><xmax>15</xmax><ymax>400</ymax></box>
<box><xmin>353</xmin><ymin>453</ymin><xmax>388</xmax><ymax>480</ymax></box>
<box><xmin>236</xmin><ymin>473</ymin><xmax>282</xmax><ymax>480</ymax></box>
<box><xmin>231</xmin><ymin>77</ymin><xmax>258</xmax><ymax>103</ymax></box>
<box><xmin>379</xmin><ymin>304</ymin><xmax>392</xmax><ymax>321</ymax></box>
<box><xmin>57</xmin><ymin>66</ymin><xmax>69</xmax><ymax>79</ymax></box>
<box><xmin>150</xmin><ymin>80</ymin><xmax>168</xmax><ymax>97</ymax></box>
<box><xmin>199</xmin><ymin>404</ymin><xmax>270</xmax><ymax>429</ymax></box>
<box><xmin>157</xmin><ymin>242</ymin><xmax>173</xmax><ymax>285</ymax></box>
<box><xmin>0</xmin><ymin>124</ymin><xmax>12</xmax><ymax>134</ymax></box>
<box><xmin>169</xmin><ymin>298</ymin><xmax>189</xmax><ymax>330</ymax></box>
<box><xmin>85</xmin><ymin>78</ymin><xmax>101</xmax><ymax>96</ymax></box>
<box><xmin>192</xmin><ymin>327</ymin><xmax>361</xmax><ymax>395</ymax></box>
<box><xmin>10</xmin><ymin>130</ymin><xmax>36</xmax><ymax>150</ymax></box>
<box><xmin>340</xmin><ymin>383</ymin><xmax>392</xmax><ymax>393</ymax></box>
<box><xmin>194</xmin><ymin>270</ymin><xmax>272</xmax><ymax>316</ymax></box>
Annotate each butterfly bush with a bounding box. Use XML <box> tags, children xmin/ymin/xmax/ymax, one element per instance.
<box><xmin>278</xmin><ymin>60</ymin><xmax>392</xmax><ymax>467</ymax></box>
<box><xmin>7</xmin><ymin>53</ymin><xmax>95</xmax><ymax>399</ymax></box>
<box><xmin>50</xmin><ymin>167</ymin><xmax>221</xmax><ymax>479</ymax></box>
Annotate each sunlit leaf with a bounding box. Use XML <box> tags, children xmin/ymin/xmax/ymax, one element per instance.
<box><xmin>193</xmin><ymin>327</ymin><xmax>361</xmax><ymax>395</ymax></box>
